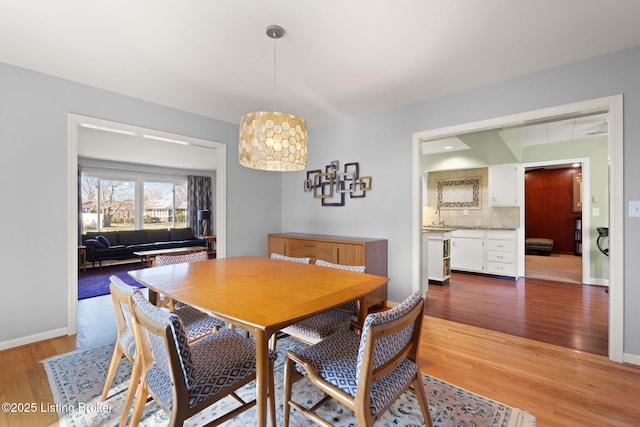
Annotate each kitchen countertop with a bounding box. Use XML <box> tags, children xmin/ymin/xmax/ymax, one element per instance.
<box><xmin>422</xmin><ymin>225</ymin><xmax>516</xmax><ymax>232</ymax></box>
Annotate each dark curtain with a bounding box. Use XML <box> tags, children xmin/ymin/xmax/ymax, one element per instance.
<box><xmin>188</xmin><ymin>175</ymin><xmax>212</xmax><ymax>235</ymax></box>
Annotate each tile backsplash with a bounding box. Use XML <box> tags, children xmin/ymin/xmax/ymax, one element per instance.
<box><xmin>424</xmin><ymin>167</ymin><xmax>519</xmax><ymax>229</ymax></box>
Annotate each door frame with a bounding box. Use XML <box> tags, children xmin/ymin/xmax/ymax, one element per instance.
<box><xmin>66</xmin><ymin>114</ymin><xmax>227</xmax><ymax>336</ymax></box>
<box><xmin>411</xmin><ymin>95</ymin><xmax>624</xmax><ymax>363</ymax></box>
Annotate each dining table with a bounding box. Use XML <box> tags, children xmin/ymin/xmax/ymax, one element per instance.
<box><xmin>128</xmin><ymin>255</ymin><xmax>389</xmax><ymax>427</ymax></box>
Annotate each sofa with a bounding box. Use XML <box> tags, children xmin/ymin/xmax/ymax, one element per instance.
<box><xmin>82</xmin><ymin>228</ymin><xmax>206</xmax><ymax>266</ymax></box>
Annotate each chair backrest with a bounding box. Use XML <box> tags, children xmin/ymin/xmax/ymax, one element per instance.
<box><xmin>109</xmin><ymin>275</ymin><xmax>137</xmax><ymax>355</ymax></box>
<box><xmin>355</xmin><ymin>291</ymin><xmax>424</xmax><ymax>393</ymax></box>
<box><xmin>270</xmin><ymin>253</ymin><xmax>311</xmax><ymax>264</ymax></box>
<box><xmin>315</xmin><ymin>259</ymin><xmax>366</xmax><ymax>273</ymax></box>
<box><xmin>131</xmin><ymin>291</ymin><xmax>195</xmax><ymax>409</ymax></box>
<box><xmin>155</xmin><ymin>250</ymin><xmax>208</xmax><ymax>266</ymax></box>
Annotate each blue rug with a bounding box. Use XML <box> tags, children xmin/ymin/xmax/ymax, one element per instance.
<box><xmin>78</xmin><ymin>263</ymin><xmax>146</xmax><ymax>300</ymax></box>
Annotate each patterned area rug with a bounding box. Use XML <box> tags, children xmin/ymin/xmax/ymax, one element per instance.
<box><xmin>42</xmin><ymin>336</ymin><xmax>535</xmax><ymax>427</ymax></box>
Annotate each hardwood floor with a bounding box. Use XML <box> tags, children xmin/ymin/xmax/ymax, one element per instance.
<box><xmin>2</xmin><ymin>289</ymin><xmax>637</xmax><ymax>426</ymax></box>
<box><xmin>425</xmin><ymin>271</ymin><xmax>609</xmax><ymax>355</ymax></box>
<box><xmin>419</xmin><ymin>316</ymin><xmax>640</xmax><ymax>426</ymax></box>
<box><xmin>525</xmin><ymin>253</ymin><xmax>583</xmax><ymax>284</ymax></box>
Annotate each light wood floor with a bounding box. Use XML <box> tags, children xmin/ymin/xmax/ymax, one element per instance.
<box><xmin>525</xmin><ymin>253</ymin><xmax>583</xmax><ymax>284</ymax></box>
<box><xmin>419</xmin><ymin>316</ymin><xmax>640</xmax><ymax>426</ymax></box>
<box><xmin>2</xmin><ymin>293</ymin><xmax>639</xmax><ymax>426</ymax></box>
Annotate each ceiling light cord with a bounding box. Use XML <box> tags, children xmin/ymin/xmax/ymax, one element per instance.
<box><xmin>272</xmin><ymin>32</ymin><xmax>277</xmax><ymax>112</ymax></box>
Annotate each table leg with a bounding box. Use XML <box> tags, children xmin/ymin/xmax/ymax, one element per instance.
<box><xmin>254</xmin><ymin>329</ymin><xmax>268</xmax><ymax>427</ymax></box>
<box><xmin>148</xmin><ymin>289</ymin><xmax>158</xmax><ymax>306</ymax></box>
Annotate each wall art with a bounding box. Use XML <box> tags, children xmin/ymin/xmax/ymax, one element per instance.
<box><xmin>437</xmin><ymin>177</ymin><xmax>480</xmax><ymax>209</ymax></box>
<box><xmin>304</xmin><ymin>161</ymin><xmax>372</xmax><ymax>206</ymax></box>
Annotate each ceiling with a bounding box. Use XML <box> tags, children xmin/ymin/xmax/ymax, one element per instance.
<box><xmin>2</xmin><ymin>1</ymin><xmax>640</xmax><ymax>128</ymax></box>
<box><xmin>422</xmin><ymin>113</ymin><xmax>609</xmax><ymax>154</ymax></box>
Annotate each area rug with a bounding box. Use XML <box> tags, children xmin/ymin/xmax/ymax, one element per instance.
<box><xmin>78</xmin><ymin>263</ymin><xmax>146</xmax><ymax>300</ymax></box>
<box><xmin>43</xmin><ymin>335</ymin><xmax>535</xmax><ymax>427</ymax></box>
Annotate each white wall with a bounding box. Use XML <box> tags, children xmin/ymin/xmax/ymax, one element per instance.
<box><xmin>281</xmin><ymin>45</ymin><xmax>640</xmax><ymax>358</ymax></box>
<box><xmin>0</xmin><ymin>62</ymin><xmax>281</xmax><ymax>348</ymax></box>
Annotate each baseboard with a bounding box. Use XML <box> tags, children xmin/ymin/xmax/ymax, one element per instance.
<box><xmin>624</xmin><ymin>352</ymin><xmax>640</xmax><ymax>366</ymax></box>
<box><xmin>0</xmin><ymin>327</ymin><xmax>69</xmax><ymax>351</ymax></box>
<box><xmin>589</xmin><ymin>277</ymin><xmax>609</xmax><ymax>287</ymax></box>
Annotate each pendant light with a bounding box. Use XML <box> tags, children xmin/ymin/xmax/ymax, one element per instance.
<box><xmin>239</xmin><ymin>25</ymin><xmax>308</xmax><ymax>172</ymax></box>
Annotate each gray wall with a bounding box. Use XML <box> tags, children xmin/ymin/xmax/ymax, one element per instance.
<box><xmin>2</xmin><ymin>44</ymin><xmax>640</xmax><ymax>358</ymax></box>
<box><xmin>0</xmin><ymin>62</ymin><xmax>281</xmax><ymax>347</ymax></box>
<box><xmin>282</xmin><ymin>45</ymin><xmax>640</xmax><ymax>357</ymax></box>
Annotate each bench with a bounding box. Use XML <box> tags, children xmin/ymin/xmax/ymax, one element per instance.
<box><xmin>525</xmin><ymin>238</ymin><xmax>554</xmax><ymax>256</ymax></box>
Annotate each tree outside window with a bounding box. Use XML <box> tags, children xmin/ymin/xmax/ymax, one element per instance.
<box><xmin>82</xmin><ymin>175</ymin><xmax>188</xmax><ymax>233</ymax></box>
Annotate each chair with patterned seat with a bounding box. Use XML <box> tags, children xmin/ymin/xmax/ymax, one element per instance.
<box><xmin>100</xmin><ymin>275</ymin><xmax>225</xmax><ymax>426</ymax></box>
<box><xmin>128</xmin><ymin>290</ymin><xmax>278</xmax><ymax>427</ymax></box>
<box><xmin>154</xmin><ymin>250</ymin><xmax>209</xmax><ymax>311</ymax></box>
<box><xmin>283</xmin><ymin>291</ymin><xmax>432</xmax><ymax>427</ymax></box>
<box><xmin>155</xmin><ymin>250</ymin><xmax>209</xmax><ymax>266</ymax></box>
<box><xmin>314</xmin><ymin>259</ymin><xmax>366</xmax><ymax>314</ymax></box>
<box><xmin>269</xmin><ymin>258</ymin><xmax>366</xmax><ymax>351</ymax></box>
<box><xmin>270</xmin><ymin>252</ymin><xmax>311</xmax><ymax>263</ymax></box>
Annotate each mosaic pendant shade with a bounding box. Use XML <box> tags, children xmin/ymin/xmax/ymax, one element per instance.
<box><xmin>239</xmin><ymin>111</ymin><xmax>307</xmax><ymax>171</ymax></box>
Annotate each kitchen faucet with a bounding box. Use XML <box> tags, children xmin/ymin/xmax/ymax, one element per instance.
<box><xmin>433</xmin><ymin>206</ymin><xmax>444</xmax><ymax>226</ymax></box>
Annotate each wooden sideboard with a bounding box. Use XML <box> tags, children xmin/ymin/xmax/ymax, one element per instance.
<box><xmin>267</xmin><ymin>232</ymin><xmax>388</xmax><ymax>277</ymax></box>
<box><xmin>267</xmin><ymin>232</ymin><xmax>389</xmax><ymax>313</ymax></box>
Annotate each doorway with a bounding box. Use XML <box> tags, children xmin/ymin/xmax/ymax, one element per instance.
<box><xmin>411</xmin><ymin>95</ymin><xmax>624</xmax><ymax>362</ymax></box>
<box><xmin>523</xmin><ymin>158</ymin><xmax>598</xmax><ymax>286</ymax></box>
<box><xmin>66</xmin><ymin>114</ymin><xmax>228</xmax><ymax>336</ymax></box>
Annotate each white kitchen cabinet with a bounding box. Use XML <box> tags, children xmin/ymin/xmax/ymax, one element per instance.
<box><xmin>486</xmin><ymin>230</ymin><xmax>517</xmax><ymax>277</ymax></box>
<box><xmin>489</xmin><ymin>164</ymin><xmax>519</xmax><ymax>206</ymax></box>
<box><xmin>451</xmin><ymin>229</ymin><xmax>485</xmax><ymax>273</ymax></box>
<box><xmin>449</xmin><ymin>229</ymin><xmax>518</xmax><ymax>279</ymax></box>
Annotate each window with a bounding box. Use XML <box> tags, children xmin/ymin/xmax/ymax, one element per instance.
<box><xmin>81</xmin><ymin>174</ymin><xmax>188</xmax><ymax>234</ymax></box>
<box><xmin>143</xmin><ymin>182</ymin><xmax>188</xmax><ymax>229</ymax></box>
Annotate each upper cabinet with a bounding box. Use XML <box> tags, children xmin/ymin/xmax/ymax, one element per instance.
<box><xmin>488</xmin><ymin>164</ymin><xmax>519</xmax><ymax>206</ymax></box>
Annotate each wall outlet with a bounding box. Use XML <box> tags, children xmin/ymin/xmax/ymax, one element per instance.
<box><xmin>630</xmin><ymin>201</ymin><xmax>640</xmax><ymax>217</ymax></box>
<box><xmin>463</xmin><ymin>209</ymin><xmax>468</xmax><ymax>216</ymax></box>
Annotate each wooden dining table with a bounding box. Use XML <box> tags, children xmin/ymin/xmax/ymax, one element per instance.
<box><xmin>128</xmin><ymin>255</ymin><xmax>388</xmax><ymax>427</ymax></box>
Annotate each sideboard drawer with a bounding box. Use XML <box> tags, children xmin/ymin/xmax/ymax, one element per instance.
<box><xmin>287</xmin><ymin>239</ymin><xmax>335</xmax><ymax>262</ymax></box>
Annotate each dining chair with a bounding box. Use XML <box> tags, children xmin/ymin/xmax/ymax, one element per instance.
<box><xmin>128</xmin><ymin>290</ymin><xmax>278</xmax><ymax>427</ymax></box>
<box><xmin>154</xmin><ymin>250</ymin><xmax>209</xmax><ymax>310</ymax></box>
<box><xmin>314</xmin><ymin>259</ymin><xmax>366</xmax><ymax>313</ymax></box>
<box><xmin>101</xmin><ymin>275</ymin><xmax>225</xmax><ymax>425</ymax></box>
<box><xmin>269</xmin><ymin>258</ymin><xmax>366</xmax><ymax>351</ymax></box>
<box><xmin>270</xmin><ymin>252</ymin><xmax>311</xmax><ymax>263</ymax></box>
<box><xmin>283</xmin><ymin>291</ymin><xmax>433</xmax><ymax>427</ymax></box>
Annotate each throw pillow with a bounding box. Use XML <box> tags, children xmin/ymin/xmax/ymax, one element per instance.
<box><xmin>83</xmin><ymin>238</ymin><xmax>105</xmax><ymax>248</ymax></box>
<box><xmin>96</xmin><ymin>235</ymin><xmax>111</xmax><ymax>248</ymax></box>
